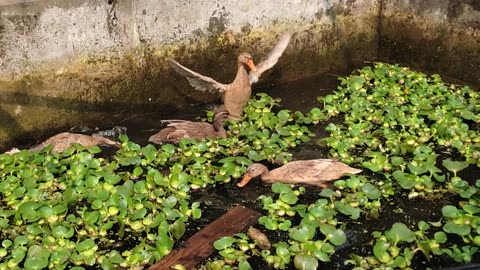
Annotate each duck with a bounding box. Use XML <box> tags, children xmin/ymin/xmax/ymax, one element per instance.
<box><xmin>168</xmin><ymin>32</ymin><xmax>291</xmax><ymax>120</ymax></box>
<box><xmin>237</xmin><ymin>159</ymin><xmax>363</xmax><ymax>188</ymax></box>
<box><xmin>30</xmin><ymin>132</ymin><xmax>120</xmax><ymax>153</ymax></box>
<box><xmin>148</xmin><ymin>109</ymin><xmax>229</xmax><ymax>144</ymax></box>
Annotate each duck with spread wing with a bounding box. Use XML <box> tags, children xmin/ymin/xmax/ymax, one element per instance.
<box><xmin>168</xmin><ymin>32</ymin><xmax>292</xmax><ymax>120</ymax></box>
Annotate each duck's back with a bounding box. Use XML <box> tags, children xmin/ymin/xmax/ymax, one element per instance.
<box><xmin>32</xmin><ymin>132</ymin><xmax>118</xmax><ymax>152</ymax></box>
<box><xmin>149</xmin><ymin>121</ymin><xmax>220</xmax><ymax>143</ymax></box>
<box><xmin>263</xmin><ymin>159</ymin><xmax>362</xmax><ymax>186</ymax></box>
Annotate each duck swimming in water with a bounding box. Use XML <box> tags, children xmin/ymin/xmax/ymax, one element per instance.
<box><xmin>30</xmin><ymin>132</ymin><xmax>120</xmax><ymax>153</ymax></box>
<box><xmin>238</xmin><ymin>159</ymin><xmax>363</xmax><ymax>188</ymax></box>
<box><xmin>148</xmin><ymin>109</ymin><xmax>230</xmax><ymax>144</ymax></box>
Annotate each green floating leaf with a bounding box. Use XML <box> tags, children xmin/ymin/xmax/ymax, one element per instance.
<box><xmin>320</xmin><ymin>224</ymin><xmax>346</xmax><ymax>246</ymax></box>
<box><xmin>462</xmin><ymin>204</ymin><xmax>480</xmax><ymax>215</ymax></box>
<box><xmin>14</xmin><ymin>236</ymin><xmax>30</xmax><ymax>247</ymax></box>
<box><xmin>289</xmin><ymin>225</ymin><xmax>315</xmax><ymax>243</ymax></box>
<box><xmin>434</xmin><ymin>231</ymin><xmax>447</xmax><ymax>244</ymax></box>
<box><xmin>76</xmin><ymin>239</ymin><xmax>95</xmax><ymax>252</ymax></box>
<box><xmin>52</xmin><ymin>225</ymin><xmax>74</xmax><ymax>239</ymax></box>
<box><xmin>133</xmin><ymin>167</ymin><xmax>143</xmax><ymax>177</ymax></box>
<box><xmin>87</xmin><ymin>146</ymin><xmax>102</xmax><ymax>154</ymax></box>
<box><xmin>213</xmin><ymin>236</ymin><xmax>236</xmax><ymax>250</ymax></box>
<box><xmin>280</xmin><ymin>192</ymin><xmax>298</xmax><ymax>204</ymax></box>
<box><xmin>50</xmin><ymin>247</ymin><xmax>70</xmax><ymax>265</ymax></box>
<box><xmin>294</xmin><ymin>253</ymin><xmax>319</xmax><ymax>270</ymax></box>
<box><xmin>272</xmin><ymin>182</ymin><xmax>292</xmax><ymax>194</ymax></box>
<box><xmin>278</xmin><ymin>220</ymin><xmax>292</xmax><ymax>231</ymax></box>
<box><xmin>335</xmin><ymin>202</ymin><xmax>360</xmax><ymax>219</ymax></box>
<box><xmin>26</xmin><ymin>224</ymin><xmax>43</xmax><ymax>236</ymax></box>
<box><xmin>24</xmin><ymin>245</ymin><xmax>51</xmax><ymax>270</ymax></box>
<box><xmin>18</xmin><ymin>201</ymin><xmax>41</xmax><ymax>222</ymax></box>
<box><xmin>319</xmin><ymin>188</ymin><xmax>336</xmax><ymax>198</ymax></box>
<box><xmin>361</xmin><ymin>183</ymin><xmax>381</xmax><ymax>200</ymax></box>
<box><xmin>442</xmin><ymin>205</ymin><xmax>460</xmax><ymax>218</ymax></box>
<box><xmin>373</xmin><ymin>239</ymin><xmax>391</xmax><ymax>263</ymax></box>
<box><xmin>248</xmin><ymin>150</ymin><xmax>265</xmax><ymax>162</ymax></box>
<box><xmin>238</xmin><ymin>260</ymin><xmax>252</xmax><ymax>270</ymax></box>
<box><xmin>170</xmin><ymin>219</ymin><xmax>186</xmax><ymax>240</ymax></box>
<box><xmin>443</xmin><ymin>221</ymin><xmax>471</xmax><ymax>236</ymax></box>
<box><xmin>442</xmin><ymin>159</ymin><xmax>469</xmax><ymax>174</ymax></box>
<box><xmin>349</xmin><ymin>76</ymin><xmax>366</xmax><ymax>90</ymax></box>
<box><xmin>385</xmin><ymin>223</ymin><xmax>416</xmax><ymax>244</ymax></box>
<box><xmin>392</xmin><ymin>170</ymin><xmax>416</xmax><ymax>189</ymax></box>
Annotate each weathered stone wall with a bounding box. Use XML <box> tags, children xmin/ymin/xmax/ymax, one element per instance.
<box><xmin>0</xmin><ymin>0</ymin><xmax>379</xmax><ymax>148</ymax></box>
<box><xmin>379</xmin><ymin>0</ymin><xmax>480</xmax><ymax>87</ymax></box>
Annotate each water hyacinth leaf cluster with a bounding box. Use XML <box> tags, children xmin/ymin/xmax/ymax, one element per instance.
<box><xmin>0</xmin><ymin>62</ymin><xmax>479</xmax><ymax>269</ymax></box>
<box><xmin>316</xmin><ymin>63</ymin><xmax>480</xmax><ymax>268</ymax></box>
<box><xmin>206</xmin><ymin>63</ymin><xmax>479</xmax><ymax>269</ymax></box>
<box><xmin>0</xmin><ymin>94</ymin><xmax>313</xmax><ymax>269</ymax></box>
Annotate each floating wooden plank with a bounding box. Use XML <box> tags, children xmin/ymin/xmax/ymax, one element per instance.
<box><xmin>149</xmin><ymin>205</ymin><xmax>261</xmax><ymax>270</ymax></box>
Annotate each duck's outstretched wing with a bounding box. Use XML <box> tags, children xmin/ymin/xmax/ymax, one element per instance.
<box><xmin>248</xmin><ymin>32</ymin><xmax>292</xmax><ymax>84</ymax></box>
<box><xmin>168</xmin><ymin>58</ymin><xmax>228</xmax><ymax>93</ymax></box>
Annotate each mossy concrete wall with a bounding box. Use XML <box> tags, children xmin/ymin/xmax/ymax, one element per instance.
<box><xmin>379</xmin><ymin>0</ymin><xmax>480</xmax><ymax>86</ymax></box>
<box><xmin>0</xmin><ymin>0</ymin><xmax>479</xmax><ymax>149</ymax></box>
<box><xmin>0</xmin><ymin>0</ymin><xmax>379</xmax><ymax>149</ymax></box>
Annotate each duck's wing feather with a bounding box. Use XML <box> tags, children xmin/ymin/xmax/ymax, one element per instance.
<box><xmin>168</xmin><ymin>59</ymin><xmax>228</xmax><ymax>93</ymax></box>
<box><xmin>248</xmin><ymin>32</ymin><xmax>291</xmax><ymax>84</ymax></box>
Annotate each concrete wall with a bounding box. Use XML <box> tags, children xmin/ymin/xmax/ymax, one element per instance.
<box><xmin>379</xmin><ymin>0</ymin><xmax>480</xmax><ymax>86</ymax></box>
<box><xmin>0</xmin><ymin>0</ymin><xmax>479</xmax><ymax>149</ymax></box>
<box><xmin>0</xmin><ymin>0</ymin><xmax>379</xmax><ymax>148</ymax></box>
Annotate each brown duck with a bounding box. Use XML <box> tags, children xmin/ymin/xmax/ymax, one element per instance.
<box><xmin>148</xmin><ymin>109</ymin><xmax>229</xmax><ymax>144</ymax></box>
<box><xmin>168</xmin><ymin>32</ymin><xmax>291</xmax><ymax>120</ymax></box>
<box><xmin>237</xmin><ymin>159</ymin><xmax>363</xmax><ymax>188</ymax></box>
<box><xmin>30</xmin><ymin>132</ymin><xmax>120</xmax><ymax>153</ymax></box>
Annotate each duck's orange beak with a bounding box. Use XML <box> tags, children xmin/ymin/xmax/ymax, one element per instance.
<box><xmin>237</xmin><ymin>174</ymin><xmax>252</xmax><ymax>187</ymax></box>
<box><xmin>247</xmin><ymin>59</ymin><xmax>257</xmax><ymax>72</ymax></box>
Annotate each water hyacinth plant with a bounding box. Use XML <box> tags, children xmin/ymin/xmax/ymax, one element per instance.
<box><xmin>0</xmin><ymin>62</ymin><xmax>478</xmax><ymax>269</ymax></box>
<box><xmin>0</xmin><ymin>93</ymin><xmax>313</xmax><ymax>269</ymax></box>
<box><xmin>201</xmin><ymin>63</ymin><xmax>479</xmax><ymax>269</ymax></box>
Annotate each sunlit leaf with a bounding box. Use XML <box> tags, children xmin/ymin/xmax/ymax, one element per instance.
<box><xmin>294</xmin><ymin>253</ymin><xmax>318</xmax><ymax>270</ymax></box>
<box><xmin>290</xmin><ymin>225</ymin><xmax>315</xmax><ymax>242</ymax></box>
<box><xmin>442</xmin><ymin>159</ymin><xmax>469</xmax><ymax>174</ymax></box>
<box><xmin>213</xmin><ymin>237</ymin><xmax>236</xmax><ymax>250</ymax></box>
<box><xmin>385</xmin><ymin>223</ymin><xmax>416</xmax><ymax>244</ymax></box>
<box><xmin>320</xmin><ymin>224</ymin><xmax>346</xmax><ymax>246</ymax></box>
<box><xmin>373</xmin><ymin>239</ymin><xmax>391</xmax><ymax>263</ymax></box>
<box><xmin>443</xmin><ymin>221</ymin><xmax>471</xmax><ymax>236</ymax></box>
<box><xmin>362</xmin><ymin>183</ymin><xmax>381</xmax><ymax>199</ymax></box>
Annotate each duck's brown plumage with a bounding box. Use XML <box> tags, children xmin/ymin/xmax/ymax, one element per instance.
<box><xmin>148</xmin><ymin>109</ymin><xmax>229</xmax><ymax>144</ymax></box>
<box><xmin>30</xmin><ymin>132</ymin><xmax>120</xmax><ymax>153</ymax></box>
<box><xmin>238</xmin><ymin>159</ymin><xmax>363</xmax><ymax>188</ymax></box>
<box><xmin>168</xmin><ymin>33</ymin><xmax>291</xmax><ymax>120</ymax></box>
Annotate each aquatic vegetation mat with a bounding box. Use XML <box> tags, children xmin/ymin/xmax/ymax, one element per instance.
<box><xmin>0</xmin><ymin>63</ymin><xmax>478</xmax><ymax>269</ymax></box>
<box><xmin>199</xmin><ymin>63</ymin><xmax>480</xmax><ymax>269</ymax></box>
<box><xmin>0</xmin><ymin>94</ymin><xmax>313</xmax><ymax>269</ymax></box>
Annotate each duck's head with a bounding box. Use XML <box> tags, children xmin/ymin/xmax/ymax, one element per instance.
<box><xmin>237</xmin><ymin>163</ymin><xmax>269</xmax><ymax>187</ymax></box>
<box><xmin>238</xmin><ymin>52</ymin><xmax>257</xmax><ymax>72</ymax></box>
